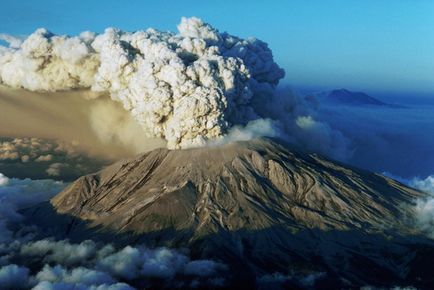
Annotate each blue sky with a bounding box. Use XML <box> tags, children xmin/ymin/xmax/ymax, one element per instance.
<box><xmin>1</xmin><ymin>0</ymin><xmax>433</xmax><ymax>95</ymax></box>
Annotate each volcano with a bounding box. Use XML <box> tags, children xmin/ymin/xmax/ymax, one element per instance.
<box><xmin>29</xmin><ymin>138</ymin><xmax>434</xmax><ymax>289</ymax></box>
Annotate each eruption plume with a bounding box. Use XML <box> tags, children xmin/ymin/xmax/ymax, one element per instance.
<box><xmin>0</xmin><ymin>17</ymin><xmax>284</xmax><ymax>149</ymax></box>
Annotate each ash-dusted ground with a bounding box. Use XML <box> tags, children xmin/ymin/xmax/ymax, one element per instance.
<box><xmin>24</xmin><ymin>138</ymin><xmax>433</xmax><ymax>289</ymax></box>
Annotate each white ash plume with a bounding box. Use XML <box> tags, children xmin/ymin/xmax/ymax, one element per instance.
<box><xmin>0</xmin><ymin>17</ymin><xmax>284</xmax><ymax>149</ymax></box>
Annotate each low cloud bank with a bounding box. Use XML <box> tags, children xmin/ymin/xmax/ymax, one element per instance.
<box><xmin>411</xmin><ymin>176</ymin><xmax>434</xmax><ymax>195</ymax></box>
<box><xmin>360</xmin><ymin>286</ymin><xmax>417</xmax><ymax>290</ymax></box>
<box><xmin>410</xmin><ymin>176</ymin><xmax>434</xmax><ymax>239</ymax></box>
<box><xmin>257</xmin><ymin>271</ymin><xmax>326</xmax><ymax>290</ymax></box>
<box><xmin>0</xmin><ymin>174</ymin><xmax>65</xmax><ymax>243</ymax></box>
<box><xmin>384</xmin><ymin>173</ymin><xmax>434</xmax><ymax>238</ymax></box>
<box><xmin>0</xmin><ymin>137</ymin><xmax>111</xmax><ymax>180</ymax></box>
<box><xmin>317</xmin><ymin>102</ymin><xmax>434</xmax><ymax>177</ymax></box>
<box><xmin>0</xmin><ymin>264</ymin><xmax>30</xmax><ymax>289</ymax></box>
<box><xmin>0</xmin><ymin>173</ymin><xmax>227</xmax><ymax>289</ymax></box>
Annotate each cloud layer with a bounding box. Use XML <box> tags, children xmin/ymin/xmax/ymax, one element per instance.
<box><xmin>0</xmin><ymin>172</ymin><xmax>228</xmax><ymax>289</ymax></box>
<box><xmin>383</xmin><ymin>173</ymin><xmax>434</xmax><ymax>238</ymax></box>
<box><xmin>0</xmin><ymin>137</ymin><xmax>111</xmax><ymax>180</ymax></box>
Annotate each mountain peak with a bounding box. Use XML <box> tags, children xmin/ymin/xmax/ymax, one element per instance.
<box><xmin>326</xmin><ymin>89</ymin><xmax>387</xmax><ymax>105</ymax></box>
<box><xmin>52</xmin><ymin>137</ymin><xmax>422</xmax><ymax>237</ymax></box>
<box><xmin>40</xmin><ymin>138</ymin><xmax>433</xmax><ymax>287</ymax></box>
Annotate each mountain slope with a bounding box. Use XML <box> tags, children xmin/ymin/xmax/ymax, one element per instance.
<box><xmin>314</xmin><ymin>89</ymin><xmax>389</xmax><ymax>106</ymax></box>
<box><xmin>52</xmin><ymin>138</ymin><xmax>420</xmax><ymax>235</ymax></box>
<box><xmin>46</xmin><ymin>138</ymin><xmax>433</xmax><ymax>288</ymax></box>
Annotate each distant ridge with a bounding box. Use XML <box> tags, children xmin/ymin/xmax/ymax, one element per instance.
<box><xmin>312</xmin><ymin>88</ymin><xmax>406</xmax><ymax>107</ymax></box>
<box><xmin>326</xmin><ymin>89</ymin><xmax>387</xmax><ymax>105</ymax></box>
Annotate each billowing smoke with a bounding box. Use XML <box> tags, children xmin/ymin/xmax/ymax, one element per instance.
<box><xmin>0</xmin><ymin>85</ymin><xmax>166</xmax><ymax>161</ymax></box>
<box><xmin>0</xmin><ymin>17</ymin><xmax>357</xmax><ymax>161</ymax></box>
<box><xmin>208</xmin><ymin>118</ymin><xmax>279</xmax><ymax>147</ymax></box>
<box><xmin>87</xmin><ymin>99</ymin><xmax>165</xmax><ymax>154</ymax></box>
<box><xmin>0</xmin><ymin>17</ymin><xmax>284</xmax><ymax>149</ymax></box>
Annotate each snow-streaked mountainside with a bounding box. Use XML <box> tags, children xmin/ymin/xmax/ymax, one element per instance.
<box><xmin>24</xmin><ymin>138</ymin><xmax>434</xmax><ymax>289</ymax></box>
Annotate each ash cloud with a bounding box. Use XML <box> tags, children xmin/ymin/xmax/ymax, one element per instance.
<box><xmin>87</xmin><ymin>99</ymin><xmax>165</xmax><ymax>154</ymax></box>
<box><xmin>0</xmin><ymin>17</ymin><xmax>358</xmax><ymax>161</ymax></box>
<box><xmin>208</xmin><ymin>118</ymin><xmax>279</xmax><ymax>147</ymax></box>
<box><xmin>0</xmin><ymin>86</ymin><xmax>165</xmax><ymax>160</ymax></box>
<box><xmin>0</xmin><ymin>16</ymin><xmax>432</xmax><ymax>172</ymax></box>
<box><xmin>0</xmin><ymin>17</ymin><xmax>284</xmax><ymax>149</ymax></box>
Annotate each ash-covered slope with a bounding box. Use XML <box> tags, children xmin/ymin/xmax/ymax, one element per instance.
<box><xmin>53</xmin><ymin>138</ymin><xmax>420</xmax><ymax>234</ymax></box>
<box><xmin>49</xmin><ymin>138</ymin><xmax>432</xmax><ymax>288</ymax></box>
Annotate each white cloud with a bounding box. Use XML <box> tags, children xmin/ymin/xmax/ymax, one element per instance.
<box><xmin>21</xmin><ymin>240</ymin><xmax>97</xmax><ymax>266</ymax></box>
<box><xmin>0</xmin><ymin>176</ymin><xmax>227</xmax><ymax>288</ymax></box>
<box><xmin>184</xmin><ymin>260</ymin><xmax>223</xmax><ymax>277</ymax></box>
<box><xmin>0</xmin><ymin>173</ymin><xmax>65</xmax><ymax>243</ymax></box>
<box><xmin>208</xmin><ymin>118</ymin><xmax>278</xmax><ymax>146</ymax></box>
<box><xmin>35</xmin><ymin>154</ymin><xmax>53</xmax><ymax>162</ymax></box>
<box><xmin>0</xmin><ymin>264</ymin><xmax>30</xmax><ymax>289</ymax></box>
<box><xmin>295</xmin><ymin>115</ymin><xmax>316</xmax><ymax>129</ymax></box>
<box><xmin>258</xmin><ymin>271</ymin><xmax>326</xmax><ymax>289</ymax></box>
<box><xmin>46</xmin><ymin>163</ymin><xmax>67</xmax><ymax>177</ymax></box>
<box><xmin>0</xmin><ymin>173</ymin><xmax>9</xmax><ymax>186</ymax></box>
<box><xmin>96</xmin><ymin>246</ymin><xmax>208</xmax><ymax>280</ymax></box>
<box><xmin>410</xmin><ymin>175</ymin><xmax>434</xmax><ymax>195</ymax></box>
<box><xmin>36</xmin><ymin>265</ymin><xmax>115</xmax><ymax>286</ymax></box>
<box><xmin>383</xmin><ymin>172</ymin><xmax>434</xmax><ymax>238</ymax></box>
<box><xmin>32</xmin><ymin>281</ymin><xmax>135</xmax><ymax>290</ymax></box>
<box><xmin>96</xmin><ymin>246</ymin><xmax>141</xmax><ymax>280</ymax></box>
<box><xmin>0</xmin><ymin>34</ymin><xmax>24</xmax><ymax>49</ymax></box>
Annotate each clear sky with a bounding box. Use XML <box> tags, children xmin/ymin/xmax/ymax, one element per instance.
<box><xmin>1</xmin><ymin>0</ymin><xmax>433</xmax><ymax>95</ymax></box>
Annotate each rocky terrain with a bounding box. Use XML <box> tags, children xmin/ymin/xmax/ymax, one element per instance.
<box><xmin>27</xmin><ymin>138</ymin><xmax>434</xmax><ymax>289</ymax></box>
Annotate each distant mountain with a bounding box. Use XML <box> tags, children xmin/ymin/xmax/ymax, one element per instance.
<box><xmin>315</xmin><ymin>89</ymin><xmax>389</xmax><ymax>106</ymax></box>
<box><xmin>25</xmin><ymin>138</ymin><xmax>434</xmax><ymax>289</ymax></box>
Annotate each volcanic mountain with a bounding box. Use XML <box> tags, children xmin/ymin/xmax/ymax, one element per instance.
<box><xmin>30</xmin><ymin>138</ymin><xmax>434</xmax><ymax>289</ymax></box>
<box><xmin>315</xmin><ymin>89</ymin><xmax>389</xmax><ymax>106</ymax></box>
